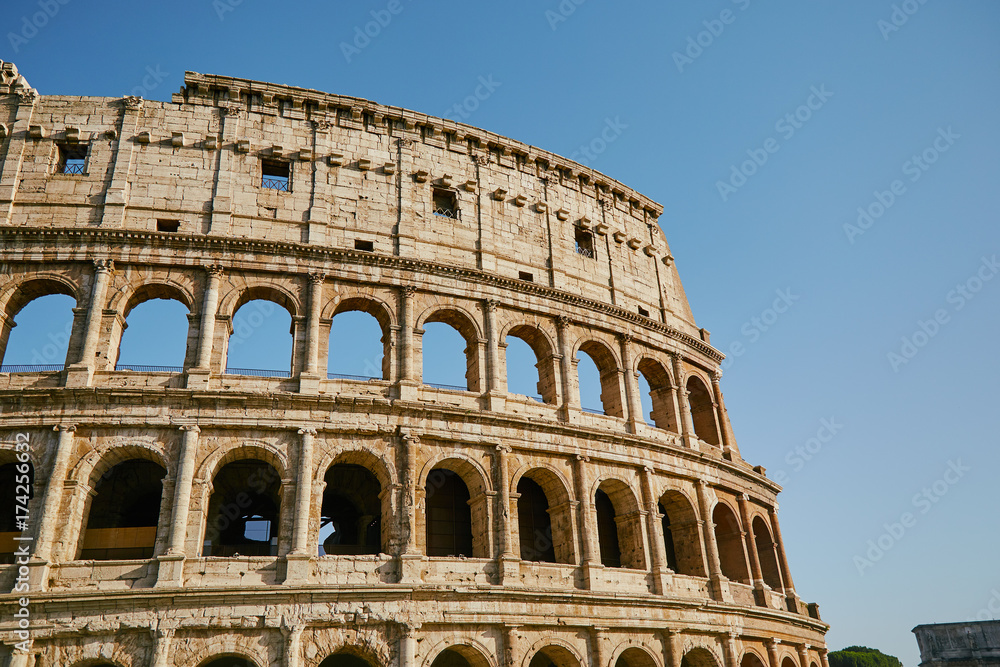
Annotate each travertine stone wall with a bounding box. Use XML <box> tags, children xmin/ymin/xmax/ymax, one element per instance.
<box><xmin>0</xmin><ymin>62</ymin><xmax>826</xmax><ymax>667</ymax></box>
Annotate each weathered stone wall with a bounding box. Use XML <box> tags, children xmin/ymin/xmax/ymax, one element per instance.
<box><xmin>0</xmin><ymin>62</ymin><xmax>826</xmax><ymax>667</ymax></box>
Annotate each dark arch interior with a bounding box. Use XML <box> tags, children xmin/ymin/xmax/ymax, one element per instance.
<box><xmin>0</xmin><ymin>461</ymin><xmax>34</xmax><ymax>563</ymax></box>
<box><xmin>200</xmin><ymin>657</ymin><xmax>257</xmax><ymax>667</ymax></box>
<box><xmin>431</xmin><ymin>649</ymin><xmax>473</xmax><ymax>667</ymax></box>
<box><xmin>713</xmin><ymin>504</ymin><xmax>750</xmax><ymax>583</ymax></box>
<box><xmin>742</xmin><ymin>654</ymin><xmax>768</xmax><ymax>667</ymax></box>
<box><xmin>595</xmin><ymin>488</ymin><xmax>621</xmax><ymax>567</ymax></box>
<box><xmin>516</xmin><ymin>476</ymin><xmax>555</xmax><ymax>563</ymax></box>
<box><xmin>319</xmin><ymin>653</ymin><xmax>374</xmax><ymax>667</ymax></box>
<box><xmin>81</xmin><ymin>459</ymin><xmax>165</xmax><ymax>560</ymax></box>
<box><xmin>425</xmin><ymin>468</ymin><xmax>473</xmax><ymax>557</ymax></box>
<box><xmin>658</xmin><ymin>501</ymin><xmax>679</xmax><ymax>572</ymax></box>
<box><xmin>686</xmin><ymin>376</ymin><xmax>720</xmax><ymax>446</ymax></box>
<box><xmin>320</xmin><ymin>463</ymin><xmax>382</xmax><ymax>556</ymax></box>
<box><xmin>204</xmin><ymin>459</ymin><xmax>281</xmax><ymax>557</ymax></box>
<box><xmin>753</xmin><ymin>515</ymin><xmax>783</xmax><ymax>590</ymax></box>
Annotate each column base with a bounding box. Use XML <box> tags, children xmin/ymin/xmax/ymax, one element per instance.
<box><xmin>185</xmin><ymin>368</ymin><xmax>211</xmax><ymax>390</ymax></box>
<box><xmin>397</xmin><ymin>552</ymin><xmax>423</xmax><ymax>584</ymax></box>
<box><xmin>498</xmin><ymin>554</ymin><xmax>521</xmax><ymax>586</ymax></box>
<box><xmin>483</xmin><ymin>391</ymin><xmax>506</xmax><ymax>412</ymax></box>
<box><xmin>396</xmin><ymin>380</ymin><xmax>420</xmax><ymax>402</ymax></box>
<box><xmin>651</xmin><ymin>566</ymin><xmax>671</xmax><ymax>595</ymax></box>
<box><xmin>582</xmin><ymin>561</ymin><xmax>604</xmax><ymax>590</ymax></box>
<box><xmin>709</xmin><ymin>576</ymin><xmax>733</xmax><ymax>603</ymax></box>
<box><xmin>283</xmin><ymin>553</ymin><xmax>312</xmax><ymax>584</ymax></box>
<box><xmin>297</xmin><ymin>373</ymin><xmax>322</xmax><ymax>394</ymax></box>
<box><xmin>154</xmin><ymin>553</ymin><xmax>186</xmax><ymax>588</ymax></box>
<box><xmin>63</xmin><ymin>364</ymin><xmax>94</xmax><ymax>388</ymax></box>
<box><xmin>25</xmin><ymin>558</ymin><xmax>50</xmax><ymax>591</ymax></box>
<box><xmin>208</xmin><ymin>210</ymin><xmax>231</xmax><ymax>235</ymax></box>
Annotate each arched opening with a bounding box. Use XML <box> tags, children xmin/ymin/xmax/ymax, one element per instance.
<box><xmin>686</xmin><ymin>376</ymin><xmax>720</xmax><ymax>446</ymax></box>
<box><xmin>713</xmin><ymin>503</ymin><xmax>750</xmax><ymax>583</ymax></box>
<box><xmin>681</xmin><ymin>648</ymin><xmax>719</xmax><ymax>667</ymax></box>
<box><xmin>328</xmin><ymin>299</ymin><xmax>390</xmax><ymax>380</ymax></box>
<box><xmin>0</xmin><ymin>460</ymin><xmax>34</xmax><ymax>563</ymax></box>
<box><xmin>203</xmin><ymin>460</ymin><xmax>282</xmax><ymax>557</ymax></box>
<box><xmin>741</xmin><ymin>653</ymin><xmax>767</xmax><ymax>667</ymax></box>
<box><xmin>616</xmin><ymin>648</ymin><xmax>658</xmax><ymax>667</ymax></box>
<box><xmin>781</xmin><ymin>658</ymin><xmax>798</xmax><ymax>667</ymax></box>
<box><xmin>199</xmin><ymin>657</ymin><xmax>258</xmax><ymax>667</ymax></box>
<box><xmin>528</xmin><ymin>646</ymin><xmax>580</xmax><ymax>667</ymax></box>
<box><xmin>505</xmin><ymin>324</ymin><xmax>557</xmax><ymax>404</ymax></box>
<box><xmin>516</xmin><ymin>476</ymin><xmax>555</xmax><ymax>563</ymax></box>
<box><xmin>637</xmin><ymin>358</ymin><xmax>678</xmax><ymax>432</ymax></box>
<box><xmin>425</xmin><ymin>468</ymin><xmax>473</xmax><ymax>557</ymax></box>
<box><xmin>657</xmin><ymin>490</ymin><xmax>705</xmax><ymax>577</ymax></box>
<box><xmin>422</xmin><ymin>309</ymin><xmax>481</xmax><ymax>392</ymax></box>
<box><xmin>114</xmin><ymin>287</ymin><xmax>191</xmax><ymax>371</ymax></box>
<box><xmin>319</xmin><ymin>652</ymin><xmax>374</xmax><ymax>667</ymax></box>
<box><xmin>595</xmin><ymin>479</ymin><xmax>645</xmax><ymax>569</ymax></box>
<box><xmin>430</xmin><ymin>647</ymin><xmax>491</xmax><ymax>667</ymax></box>
<box><xmin>320</xmin><ymin>463</ymin><xmax>382</xmax><ymax>556</ymax></box>
<box><xmin>226</xmin><ymin>294</ymin><xmax>294</xmax><ymax>377</ymax></box>
<box><xmin>80</xmin><ymin>459</ymin><xmax>166</xmax><ymax>560</ymax></box>
<box><xmin>577</xmin><ymin>341</ymin><xmax>623</xmax><ymax>417</ymax></box>
<box><xmin>1</xmin><ymin>289</ymin><xmax>75</xmax><ymax>371</ymax></box>
<box><xmin>753</xmin><ymin>516</ymin><xmax>783</xmax><ymax>589</ymax></box>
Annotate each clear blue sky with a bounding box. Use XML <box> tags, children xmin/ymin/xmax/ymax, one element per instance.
<box><xmin>3</xmin><ymin>1</ymin><xmax>999</xmax><ymax>663</ymax></box>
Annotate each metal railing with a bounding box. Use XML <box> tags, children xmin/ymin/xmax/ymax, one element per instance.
<box><xmin>424</xmin><ymin>381</ymin><xmax>468</xmax><ymax>392</ymax></box>
<box><xmin>0</xmin><ymin>364</ymin><xmax>64</xmax><ymax>373</ymax></box>
<box><xmin>59</xmin><ymin>161</ymin><xmax>85</xmax><ymax>175</ymax></box>
<box><xmin>576</xmin><ymin>245</ymin><xmax>594</xmax><ymax>258</ymax></box>
<box><xmin>582</xmin><ymin>406</ymin><xmax>605</xmax><ymax>415</ymax></box>
<box><xmin>225</xmin><ymin>367</ymin><xmax>292</xmax><ymax>378</ymax></box>
<box><xmin>433</xmin><ymin>207</ymin><xmax>459</xmax><ymax>219</ymax></box>
<box><xmin>327</xmin><ymin>372</ymin><xmax>381</xmax><ymax>381</ymax></box>
<box><xmin>261</xmin><ymin>176</ymin><xmax>289</xmax><ymax>191</ymax></box>
<box><xmin>114</xmin><ymin>364</ymin><xmax>183</xmax><ymax>373</ymax></box>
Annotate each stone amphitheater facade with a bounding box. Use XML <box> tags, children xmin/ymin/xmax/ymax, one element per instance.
<box><xmin>0</xmin><ymin>62</ymin><xmax>828</xmax><ymax>667</ymax></box>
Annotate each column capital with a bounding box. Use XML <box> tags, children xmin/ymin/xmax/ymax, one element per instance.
<box><xmin>485</xmin><ymin>298</ymin><xmax>499</xmax><ymax>312</ymax></box>
<box><xmin>53</xmin><ymin>423</ymin><xmax>77</xmax><ymax>433</ymax></box>
<box><xmin>122</xmin><ymin>95</ymin><xmax>144</xmax><ymax>110</ymax></box>
<box><xmin>93</xmin><ymin>258</ymin><xmax>115</xmax><ymax>273</ymax></box>
<box><xmin>711</xmin><ymin>369</ymin><xmax>723</xmax><ymax>382</ymax></box>
<box><xmin>401</xmin><ymin>285</ymin><xmax>417</xmax><ymax>297</ymax></box>
<box><xmin>617</xmin><ymin>332</ymin><xmax>634</xmax><ymax>344</ymax></box>
<box><xmin>205</xmin><ymin>264</ymin><xmax>225</xmax><ymax>277</ymax></box>
<box><xmin>495</xmin><ymin>443</ymin><xmax>512</xmax><ymax>454</ymax></box>
<box><xmin>556</xmin><ymin>315</ymin><xmax>571</xmax><ymax>330</ymax></box>
<box><xmin>575</xmin><ymin>453</ymin><xmax>590</xmax><ymax>463</ymax></box>
<box><xmin>178</xmin><ymin>424</ymin><xmax>201</xmax><ymax>433</ymax></box>
<box><xmin>297</xmin><ymin>427</ymin><xmax>318</xmax><ymax>436</ymax></box>
<box><xmin>308</xmin><ymin>272</ymin><xmax>326</xmax><ymax>284</ymax></box>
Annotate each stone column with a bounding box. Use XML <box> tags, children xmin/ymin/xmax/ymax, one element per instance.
<box><xmin>556</xmin><ymin>316</ymin><xmax>579</xmax><ymax>420</ymax></box>
<box><xmin>618</xmin><ymin>333</ymin><xmax>643</xmax><ymax>434</ymax></box>
<box><xmin>484</xmin><ymin>299</ymin><xmax>506</xmax><ymax>411</ymax></box>
<box><xmin>769</xmin><ymin>506</ymin><xmax>798</xmax><ymax>609</ymax></box>
<box><xmin>0</xmin><ymin>86</ymin><xmax>37</xmax><ymax>225</ymax></box>
<box><xmin>65</xmin><ymin>259</ymin><xmax>113</xmax><ymax>387</ymax></box>
<box><xmin>695</xmin><ymin>480</ymin><xmax>727</xmax><ymax>601</ymax></box>
<box><xmin>766</xmin><ymin>640</ymin><xmax>782</xmax><ymax>667</ymax></box>
<box><xmin>504</xmin><ymin>625</ymin><xmax>520</xmax><ymax>667</ymax></box>
<box><xmin>187</xmin><ymin>265</ymin><xmax>224</xmax><ymax>389</ymax></box>
<box><xmin>100</xmin><ymin>96</ymin><xmax>143</xmax><ymax>227</ymax></box>
<box><xmin>724</xmin><ymin>634</ymin><xmax>740</xmax><ymax>667</ymax></box>
<box><xmin>208</xmin><ymin>103</ymin><xmax>242</xmax><ymax>235</ymax></box>
<box><xmin>156</xmin><ymin>425</ymin><xmax>200</xmax><ymax>587</ymax></box>
<box><xmin>796</xmin><ymin>645</ymin><xmax>812</xmax><ymax>667</ymax></box>
<box><xmin>397</xmin><ymin>286</ymin><xmax>419</xmax><ymax>400</ymax></box>
<box><xmin>711</xmin><ymin>371</ymin><xmax>739</xmax><ymax>459</ymax></box>
<box><xmin>33</xmin><ymin>425</ymin><xmax>75</xmax><ymax>563</ymax></box>
<box><xmin>495</xmin><ymin>444</ymin><xmax>519</xmax><ymax>583</ymax></box>
<box><xmin>284</xmin><ymin>624</ymin><xmax>304</xmax><ymax>667</ymax></box>
<box><xmin>641</xmin><ymin>466</ymin><xmax>668</xmax><ymax>594</ymax></box>
<box><xmin>286</xmin><ymin>427</ymin><xmax>316</xmax><ymax>583</ymax></box>
<box><xmin>151</xmin><ymin>628</ymin><xmax>174</xmax><ymax>667</ymax></box>
<box><xmin>299</xmin><ymin>273</ymin><xmax>325</xmax><ymax>393</ymax></box>
<box><xmin>671</xmin><ymin>354</ymin><xmax>696</xmax><ymax>447</ymax></box>
<box><xmin>819</xmin><ymin>649</ymin><xmax>830</xmax><ymax>667</ymax></box>
<box><xmin>574</xmin><ymin>454</ymin><xmax>601</xmax><ymax>589</ymax></box>
<box><xmin>738</xmin><ymin>493</ymin><xmax>766</xmax><ymax>602</ymax></box>
<box><xmin>399</xmin><ymin>430</ymin><xmax>422</xmax><ymax>582</ymax></box>
<box><xmin>399</xmin><ymin>623</ymin><xmax>419</xmax><ymax>667</ymax></box>
<box><xmin>591</xmin><ymin>628</ymin><xmax>607</xmax><ymax>667</ymax></box>
<box><xmin>9</xmin><ymin>651</ymin><xmax>34</xmax><ymax>667</ymax></box>
<box><xmin>660</xmin><ymin>629</ymin><xmax>680</xmax><ymax>667</ymax></box>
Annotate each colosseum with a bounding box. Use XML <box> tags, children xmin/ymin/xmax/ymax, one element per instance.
<box><xmin>0</xmin><ymin>62</ymin><xmax>828</xmax><ymax>667</ymax></box>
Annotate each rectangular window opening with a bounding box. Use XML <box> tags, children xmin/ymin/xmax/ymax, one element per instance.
<box><xmin>638</xmin><ymin>306</ymin><xmax>650</xmax><ymax>318</ymax></box>
<box><xmin>575</xmin><ymin>228</ymin><xmax>594</xmax><ymax>258</ymax></box>
<box><xmin>355</xmin><ymin>239</ymin><xmax>374</xmax><ymax>252</ymax></box>
<box><xmin>56</xmin><ymin>143</ymin><xmax>87</xmax><ymax>175</ymax></box>
<box><xmin>261</xmin><ymin>159</ymin><xmax>290</xmax><ymax>191</ymax></box>
<box><xmin>432</xmin><ymin>188</ymin><xmax>459</xmax><ymax>219</ymax></box>
<box><xmin>518</xmin><ymin>271</ymin><xmax>534</xmax><ymax>282</ymax></box>
<box><xmin>157</xmin><ymin>219</ymin><xmax>180</xmax><ymax>232</ymax></box>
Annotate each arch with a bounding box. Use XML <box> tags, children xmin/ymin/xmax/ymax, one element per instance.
<box><xmin>320</xmin><ymin>462</ymin><xmax>383</xmax><ymax>555</ymax></box>
<box><xmin>636</xmin><ymin>357</ymin><xmax>679</xmax><ymax>432</ymax></box>
<box><xmin>503</xmin><ymin>322</ymin><xmax>558</xmax><ymax>405</ymax></box>
<box><xmin>226</xmin><ymin>295</ymin><xmax>295</xmax><ymax>376</ymax></box>
<box><xmin>781</xmin><ymin>658</ymin><xmax>799</xmax><ymax>667</ymax></box>
<box><xmin>516</xmin><ymin>476</ymin><xmax>555</xmax><ymax>563</ymax></box>
<box><xmin>613</xmin><ymin>646</ymin><xmax>660</xmax><ymax>667</ymax></box>
<box><xmin>419</xmin><ymin>306</ymin><xmax>483</xmax><ymax>392</ymax></box>
<box><xmin>197</xmin><ymin>656</ymin><xmax>260</xmax><ymax>667</ymax></box>
<box><xmin>425</xmin><ymin>468</ymin><xmax>473</xmax><ymax>558</ymax></box>
<box><xmin>576</xmin><ymin>339</ymin><xmax>624</xmax><ymax>417</ymax></box>
<box><xmin>658</xmin><ymin>488</ymin><xmax>706</xmax><ymax>577</ymax></box>
<box><xmin>418</xmin><ymin>453</ymin><xmax>492</xmax><ymax>496</ymax></box>
<box><xmin>203</xmin><ymin>459</ymin><xmax>283</xmax><ymax>557</ymax></box>
<box><xmin>79</xmin><ymin>458</ymin><xmax>167</xmax><ymax>560</ymax></box>
<box><xmin>69</xmin><ymin>441</ymin><xmax>170</xmax><ymax>486</ymax></box>
<box><xmin>328</xmin><ymin>296</ymin><xmax>395</xmax><ymax>380</ymax></box>
<box><xmin>512</xmin><ymin>466</ymin><xmax>574</xmax><ymax>565</ymax></box>
<box><xmin>196</xmin><ymin>440</ymin><xmax>288</xmax><ymax>484</ymax></box>
<box><xmin>110</xmin><ymin>281</ymin><xmax>195</xmax><ymax>317</ymax></box>
<box><xmin>425</xmin><ymin>642</ymin><xmax>495</xmax><ymax>667</ymax></box>
<box><xmin>522</xmin><ymin>641</ymin><xmax>584</xmax><ymax>667</ymax></box>
<box><xmin>0</xmin><ymin>277</ymin><xmax>78</xmax><ymax>368</ymax></box>
<box><xmin>740</xmin><ymin>651</ymin><xmax>768</xmax><ymax>667</ymax></box>
<box><xmin>418</xmin><ymin>455</ymin><xmax>493</xmax><ymax>559</ymax></box>
<box><xmin>220</xmin><ymin>283</ymin><xmax>300</xmax><ymax>319</ymax></box>
<box><xmin>316</xmin><ymin>446</ymin><xmax>397</xmax><ymax>494</ymax></box>
<box><xmin>686</xmin><ymin>375</ymin><xmax>720</xmax><ymax>446</ymax></box>
<box><xmin>681</xmin><ymin>648</ymin><xmax>721</xmax><ymax>667</ymax></box>
<box><xmin>0</xmin><ymin>459</ymin><xmax>33</xmax><ymax>564</ymax></box>
<box><xmin>713</xmin><ymin>502</ymin><xmax>750</xmax><ymax>583</ymax></box>
<box><xmin>594</xmin><ymin>477</ymin><xmax>645</xmax><ymax>569</ymax></box>
<box><xmin>111</xmin><ymin>283</ymin><xmax>192</xmax><ymax>370</ymax></box>
<box><xmin>318</xmin><ymin>652</ymin><xmax>376</xmax><ymax>667</ymax></box>
<box><xmin>752</xmin><ymin>515</ymin><xmax>783</xmax><ymax>589</ymax></box>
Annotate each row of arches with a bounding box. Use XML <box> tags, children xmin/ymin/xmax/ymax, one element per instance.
<box><xmin>0</xmin><ymin>441</ymin><xmax>786</xmax><ymax>597</ymax></box>
<box><xmin>0</xmin><ymin>273</ymin><xmax>728</xmax><ymax>447</ymax></box>
<box><xmin>59</xmin><ymin>642</ymin><xmax>820</xmax><ymax>667</ymax></box>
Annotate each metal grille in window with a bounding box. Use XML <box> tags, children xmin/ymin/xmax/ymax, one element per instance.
<box><xmin>261</xmin><ymin>159</ymin><xmax>289</xmax><ymax>191</ymax></box>
<box><xmin>432</xmin><ymin>188</ymin><xmax>459</xmax><ymax>219</ymax></box>
<box><xmin>57</xmin><ymin>144</ymin><xmax>87</xmax><ymax>175</ymax></box>
<box><xmin>575</xmin><ymin>228</ymin><xmax>595</xmax><ymax>258</ymax></box>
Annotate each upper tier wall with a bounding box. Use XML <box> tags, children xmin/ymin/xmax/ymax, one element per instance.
<box><xmin>0</xmin><ymin>70</ymin><xmax>706</xmax><ymax>342</ymax></box>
